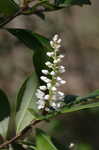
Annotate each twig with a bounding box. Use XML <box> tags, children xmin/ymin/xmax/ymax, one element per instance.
<box><xmin>0</xmin><ymin>119</ymin><xmax>41</xmax><ymax>149</ymax></box>
<box><xmin>0</xmin><ymin>9</ymin><xmax>23</xmax><ymax>28</ymax></box>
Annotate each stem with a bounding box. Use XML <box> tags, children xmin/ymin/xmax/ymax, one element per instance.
<box><xmin>0</xmin><ymin>9</ymin><xmax>23</xmax><ymax>28</ymax></box>
<box><xmin>0</xmin><ymin>120</ymin><xmax>41</xmax><ymax>149</ymax></box>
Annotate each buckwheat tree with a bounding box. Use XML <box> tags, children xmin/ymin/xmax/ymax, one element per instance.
<box><xmin>0</xmin><ymin>0</ymin><xmax>99</xmax><ymax>150</ymax></box>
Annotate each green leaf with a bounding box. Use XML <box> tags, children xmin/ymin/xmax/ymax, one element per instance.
<box><xmin>55</xmin><ymin>0</ymin><xmax>91</xmax><ymax>6</ymax></box>
<box><xmin>0</xmin><ymin>89</ymin><xmax>10</xmax><ymax>121</ymax></box>
<box><xmin>59</xmin><ymin>90</ymin><xmax>99</xmax><ymax>114</ymax></box>
<box><xmin>28</xmin><ymin>108</ymin><xmax>41</xmax><ymax>120</ymax></box>
<box><xmin>0</xmin><ymin>0</ymin><xmax>19</xmax><ymax>25</ymax></box>
<box><xmin>32</xmin><ymin>33</ymin><xmax>53</xmax><ymax>81</ymax></box>
<box><xmin>38</xmin><ymin>90</ymin><xmax>99</xmax><ymax>120</ymax></box>
<box><xmin>61</xmin><ymin>102</ymin><xmax>99</xmax><ymax>114</ymax></box>
<box><xmin>0</xmin><ymin>0</ymin><xmax>19</xmax><ymax>16</ymax></box>
<box><xmin>77</xmin><ymin>143</ymin><xmax>93</xmax><ymax>150</ymax></box>
<box><xmin>0</xmin><ymin>117</ymin><xmax>9</xmax><ymax>138</ymax></box>
<box><xmin>64</xmin><ymin>90</ymin><xmax>99</xmax><ymax>106</ymax></box>
<box><xmin>6</xmin><ymin>28</ymin><xmax>49</xmax><ymax>51</ymax></box>
<box><xmin>16</xmin><ymin>72</ymin><xmax>39</xmax><ymax>133</ymax></box>
<box><xmin>76</xmin><ymin>89</ymin><xmax>99</xmax><ymax>102</ymax></box>
<box><xmin>36</xmin><ymin>129</ymin><xmax>58</xmax><ymax>150</ymax></box>
<box><xmin>6</xmin><ymin>28</ymin><xmax>53</xmax><ymax>79</ymax></box>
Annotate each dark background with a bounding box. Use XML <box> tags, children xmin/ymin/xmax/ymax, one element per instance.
<box><xmin>0</xmin><ymin>0</ymin><xmax>99</xmax><ymax>149</ymax></box>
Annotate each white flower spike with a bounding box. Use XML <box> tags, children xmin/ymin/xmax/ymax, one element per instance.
<box><xmin>35</xmin><ymin>34</ymin><xmax>66</xmax><ymax>111</ymax></box>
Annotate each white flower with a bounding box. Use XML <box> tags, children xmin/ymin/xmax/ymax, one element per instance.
<box><xmin>55</xmin><ymin>44</ymin><xmax>61</xmax><ymax>49</ymax></box>
<box><xmin>46</xmin><ymin>52</ymin><xmax>54</xmax><ymax>57</ymax></box>
<box><xmin>53</xmin><ymin>58</ymin><xmax>61</xmax><ymax>64</ymax></box>
<box><xmin>50</xmin><ymin>41</ymin><xmax>61</xmax><ymax>49</ymax></box>
<box><xmin>45</xmin><ymin>61</ymin><xmax>52</xmax><ymax>68</ymax></box>
<box><xmin>44</xmin><ymin>94</ymin><xmax>50</xmax><ymax>100</ymax></box>
<box><xmin>50</xmin><ymin>102</ymin><xmax>56</xmax><ymax>107</ymax></box>
<box><xmin>45</xmin><ymin>78</ymin><xmax>51</xmax><ymax>83</ymax></box>
<box><xmin>59</xmin><ymin>65</ymin><xmax>65</xmax><ymax>73</ymax></box>
<box><xmin>40</xmin><ymin>76</ymin><xmax>51</xmax><ymax>83</ymax></box>
<box><xmin>56</xmin><ymin>77</ymin><xmax>66</xmax><ymax>84</ymax></box>
<box><xmin>57</xmin><ymin>102</ymin><xmax>61</xmax><ymax>108</ymax></box>
<box><xmin>55</xmin><ymin>82</ymin><xmax>60</xmax><ymax>87</ymax></box>
<box><xmin>37</xmin><ymin>100</ymin><xmax>45</xmax><ymax>109</ymax></box>
<box><xmin>56</xmin><ymin>76</ymin><xmax>62</xmax><ymax>81</ymax></box>
<box><xmin>53</xmin><ymin>34</ymin><xmax>58</xmax><ymax>42</ymax></box>
<box><xmin>50</xmin><ymin>71</ymin><xmax>56</xmax><ymax>75</ymax></box>
<box><xmin>42</xmin><ymin>69</ymin><xmax>49</xmax><ymax>75</ymax></box>
<box><xmin>58</xmin><ymin>54</ymin><xmax>64</xmax><ymax>59</ymax></box>
<box><xmin>52</xmin><ymin>87</ymin><xmax>57</xmax><ymax>91</ymax></box>
<box><xmin>50</xmin><ymin>41</ymin><xmax>54</xmax><ymax>48</ymax></box>
<box><xmin>69</xmin><ymin>143</ymin><xmax>75</xmax><ymax>149</ymax></box>
<box><xmin>60</xmin><ymin>65</ymin><xmax>65</xmax><ymax>69</ymax></box>
<box><xmin>58</xmin><ymin>91</ymin><xmax>64</xmax><ymax>97</ymax></box>
<box><xmin>57</xmin><ymin>38</ymin><xmax>62</xmax><ymax>44</ymax></box>
<box><xmin>47</xmin><ymin>83</ymin><xmax>51</xmax><ymax>89</ymax></box>
<box><xmin>35</xmin><ymin>89</ymin><xmax>45</xmax><ymax>99</ymax></box>
<box><xmin>40</xmin><ymin>76</ymin><xmax>47</xmax><ymax>81</ymax></box>
<box><xmin>39</xmin><ymin>85</ymin><xmax>47</xmax><ymax>91</ymax></box>
<box><xmin>60</xmin><ymin>80</ymin><xmax>66</xmax><ymax>84</ymax></box>
<box><xmin>45</xmin><ymin>107</ymin><xmax>50</xmax><ymax>111</ymax></box>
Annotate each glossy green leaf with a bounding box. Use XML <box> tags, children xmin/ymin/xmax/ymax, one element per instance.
<box><xmin>16</xmin><ymin>73</ymin><xmax>39</xmax><ymax>133</ymax></box>
<box><xmin>55</xmin><ymin>0</ymin><xmax>91</xmax><ymax>6</ymax></box>
<box><xmin>36</xmin><ymin>129</ymin><xmax>58</xmax><ymax>150</ymax></box>
<box><xmin>0</xmin><ymin>89</ymin><xmax>10</xmax><ymax>121</ymax></box>
<box><xmin>6</xmin><ymin>28</ymin><xmax>49</xmax><ymax>51</ymax></box>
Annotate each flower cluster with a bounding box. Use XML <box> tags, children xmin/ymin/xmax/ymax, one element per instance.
<box><xmin>35</xmin><ymin>34</ymin><xmax>66</xmax><ymax>111</ymax></box>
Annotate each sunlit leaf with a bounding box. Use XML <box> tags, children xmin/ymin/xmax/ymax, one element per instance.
<box><xmin>28</xmin><ymin>108</ymin><xmax>41</xmax><ymax>120</ymax></box>
<box><xmin>61</xmin><ymin>102</ymin><xmax>99</xmax><ymax>114</ymax></box>
<box><xmin>16</xmin><ymin>73</ymin><xmax>39</xmax><ymax>133</ymax></box>
<box><xmin>0</xmin><ymin>117</ymin><xmax>9</xmax><ymax>138</ymax></box>
<box><xmin>36</xmin><ymin>129</ymin><xmax>58</xmax><ymax>150</ymax></box>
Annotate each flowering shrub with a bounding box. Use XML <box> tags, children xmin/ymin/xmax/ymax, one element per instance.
<box><xmin>1</xmin><ymin>0</ymin><xmax>99</xmax><ymax>150</ymax></box>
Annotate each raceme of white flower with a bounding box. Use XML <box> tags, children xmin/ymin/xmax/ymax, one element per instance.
<box><xmin>69</xmin><ymin>142</ymin><xmax>75</xmax><ymax>149</ymax></box>
<box><xmin>35</xmin><ymin>34</ymin><xmax>66</xmax><ymax>111</ymax></box>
